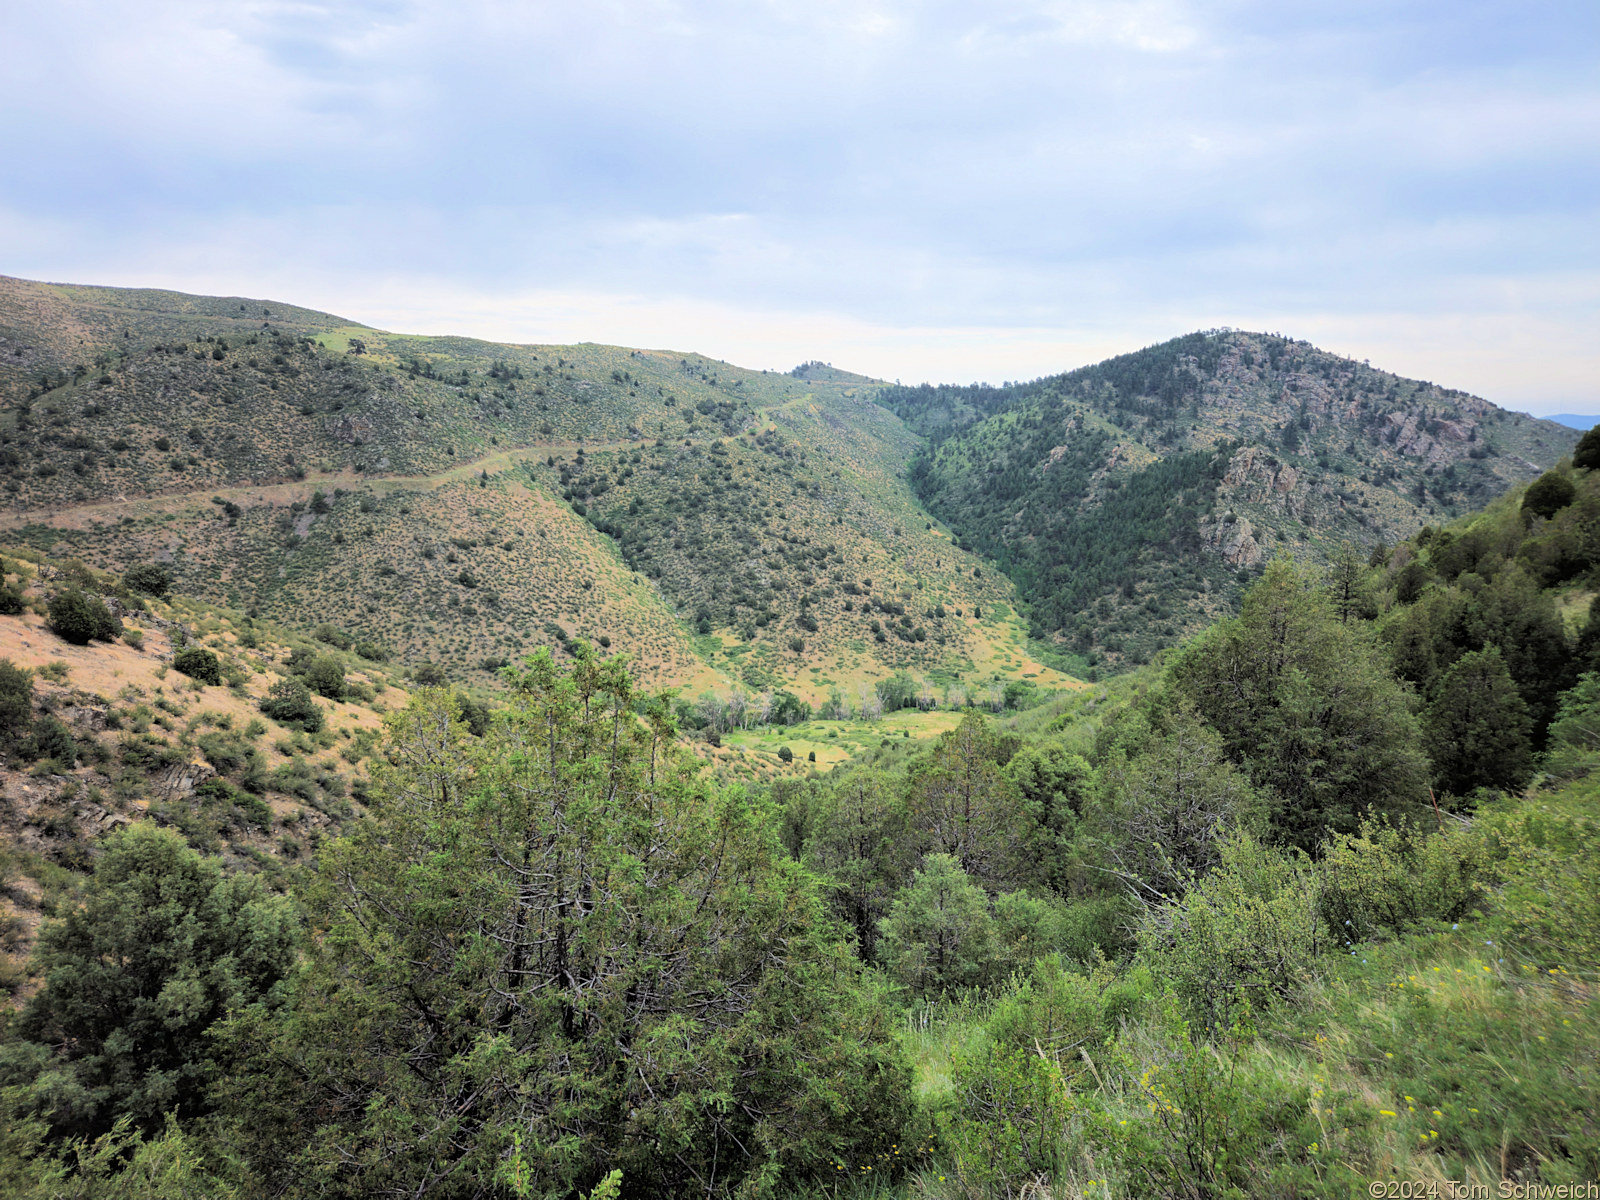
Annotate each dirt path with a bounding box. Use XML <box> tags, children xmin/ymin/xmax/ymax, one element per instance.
<box><xmin>0</xmin><ymin>440</ymin><xmax>664</xmax><ymax>531</ymax></box>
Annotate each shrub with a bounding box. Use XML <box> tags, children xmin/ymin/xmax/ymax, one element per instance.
<box><xmin>777</xmin><ymin>745</ymin><xmax>793</xmax><ymax>763</ymax></box>
<box><xmin>1522</xmin><ymin>470</ymin><xmax>1577</xmax><ymax>519</ymax></box>
<box><xmin>1544</xmin><ymin>671</ymin><xmax>1600</xmax><ymax>778</ymax></box>
<box><xmin>1318</xmin><ymin>818</ymin><xmax>1497</xmax><ymax>944</ymax></box>
<box><xmin>941</xmin><ymin>1042</ymin><xmax>1075</xmax><ymax>1196</ymax></box>
<box><xmin>1575</xmin><ymin>425</ymin><xmax>1600</xmax><ymax>470</ymax></box>
<box><xmin>300</xmin><ymin>654</ymin><xmax>345</xmax><ymax>700</ymax></box>
<box><xmin>122</xmin><ymin>563</ymin><xmax>172</xmax><ymax>598</ymax></box>
<box><xmin>173</xmin><ymin>647</ymin><xmax>222</xmax><ymax>685</ymax></box>
<box><xmin>311</xmin><ymin>623</ymin><xmax>353</xmax><ymax>650</ymax></box>
<box><xmin>0</xmin><ymin>584</ymin><xmax>25</xmax><ymax>615</ymax></box>
<box><xmin>878</xmin><ymin>854</ymin><xmax>997</xmax><ymax>994</ymax></box>
<box><xmin>259</xmin><ymin>678</ymin><xmax>324</xmax><ymax>732</ymax></box>
<box><xmin>1491</xmin><ymin>802</ymin><xmax>1600</xmax><ymax>971</ymax></box>
<box><xmin>48</xmin><ymin>588</ymin><xmax>120</xmax><ymax>645</ymax></box>
<box><xmin>8</xmin><ymin>824</ymin><xmax>296</xmax><ymax>1141</ymax></box>
<box><xmin>31</xmin><ymin>714</ymin><xmax>78</xmax><ymax>768</ymax></box>
<box><xmin>1135</xmin><ymin>830</ymin><xmax>1323</xmax><ymax>1031</ymax></box>
<box><xmin>0</xmin><ymin>659</ymin><xmax>34</xmax><ymax>745</ymax></box>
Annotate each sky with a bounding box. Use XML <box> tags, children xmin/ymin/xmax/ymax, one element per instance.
<box><xmin>3</xmin><ymin>0</ymin><xmax>1597</xmax><ymax>412</ymax></box>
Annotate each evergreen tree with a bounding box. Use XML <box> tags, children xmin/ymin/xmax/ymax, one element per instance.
<box><xmin>877</xmin><ymin>854</ymin><xmax>997</xmax><ymax>995</ymax></box>
<box><xmin>1001</xmin><ymin>740</ymin><xmax>1094</xmax><ymax>894</ymax></box>
<box><xmin>47</xmin><ymin>588</ymin><xmax>118</xmax><ymax>645</ymax></box>
<box><xmin>220</xmin><ymin>648</ymin><xmax>909</xmax><ymax>1199</ymax></box>
<box><xmin>1575</xmin><ymin>425</ymin><xmax>1600</xmax><ymax>470</ymax></box>
<box><xmin>1099</xmin><ymin>703</ymin><xmax>1264</xmax><ymax>899</ymax></box>
<box><xmin>801</xmin><ymin>767</ymin><xmax>917</xmax><ymax>958</ymax></box>
<box><xmin>1423</xmin><ymin>646</ymin><xmax>1533</xmax><ymax>796</ymax></box>
<box><xmin>1170</xmin><ymin>558</ymin><xmax>1429</xmax><ymax>850</ymax></box>
<box><xmin>2</xmin><ymin>825</ymin><xmax>296</xmax><ymax>1142</ymax></box>
<box><xmin>1325</xmin><ymin>540</ymin><xmax>1373</xmax><ymax>624</ymax></box>
<box><xmin>906</xmin><ymin>712</ymin><xmax>1028</xmax><ymax>889</ymax></box>
<box><xmin>0</xmin><ymin>659</ymin><xmax>34</xmax><ymax>747</ymax></box>
<box><xmin>1522</xmin><ymin>470</ymin><xmax>1577</xmax><ymax>519</ymax></box>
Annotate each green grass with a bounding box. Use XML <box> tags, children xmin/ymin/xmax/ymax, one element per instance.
<box><xmin>723</xmin><ymin>709</ymin><xmax>964</xmax><ymax>770</ymax></box>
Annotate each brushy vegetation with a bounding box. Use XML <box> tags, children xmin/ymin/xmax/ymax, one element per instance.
<box><xmin>893</xmin><ymin>329</ymin><xmax>1575</xmax><ymax>668</ymax></box>
<box><xmin>1</xmin><ymin>463</ymin><xmax>1598</xmax><ymax>1196</ymax></box>
<box><xmin>0</xmin><ymin>280</ymin><xmax>1595</xmax><ymax>1198</ymax></box>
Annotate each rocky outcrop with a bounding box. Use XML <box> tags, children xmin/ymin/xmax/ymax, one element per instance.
<box><xmin>1204</xmin><ymin>515</ymin><xmax>1262</xmax><ymax>566</ymax></box>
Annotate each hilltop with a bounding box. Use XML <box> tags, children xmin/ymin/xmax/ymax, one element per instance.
<box><xmin>883</xmin><ymin>329</ymin><xmax>1577</xmax><ymax>666</ymax></box>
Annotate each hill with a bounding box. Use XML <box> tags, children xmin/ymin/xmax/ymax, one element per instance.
<box><xmin>0</xmin><ymin>276</ymin><xmax>1070</xmax><ymax>701</ymax></box>
<box><xmin>883</xmin><ymin>329</ymin><xmax>1577</xmax><ymax>666</ymax></box>
<box><xmin>2</xmin><ymin>458</ymin><xmax>1596</xmax><ymax>1197</ymax></box>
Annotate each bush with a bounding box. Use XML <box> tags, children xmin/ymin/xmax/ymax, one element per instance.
<box><xmin>47</xmin><ymin>588</ymin><xmax>120</xmax><ymax>645</ymax></box>
<box><xmin>1135</xmin><ymin>830</ymin><xmax>1323</xmax><ymax>1031</ymax></box>
<box><xmin>1544</xmin><ymin>671</ymin><xmax>1600</xmax><ymax>777</ymax></box>
<box><xmin>311</xmin><ymin>623</ymin><xmax>353</xmax><ymax>651</ymax></box>
<box><xmin>259</xmin><ymin>678</ymin><xmax>324</xmax><ymax>733</ymax></box>
<box><xmin>353</xmin><ymin>640</ymin><xmax>390</xmax><ymax>663</ymax></box>
<box><xmin>0</xmin><ymin>584</ymin><xmax>25</xmax><ymax>615</ymax></box>
<box><xmin>299</xmin><ymin>654</ymin><xmax>345</xmax><ymax>700</ymax></box>
<box><xmin>122</xmin><ymin>563</ymin><xmax>172</xmax><ymax>598</ymax></box>
<box><xmin>8</xmin><ymin>824</ymin><xmax>297</xmax><ymax>1141</ymax></box>
<box><xmin>1491</xmin><ymin>801</ymin><xmax>1600</xmax><ymax>971</ymax></box>
<box><xmin>1575</xmin><ymin>425</ymin><xmax>1600</xmax><ymax>470</ymax></box>
<box><xmin>1318</xmin><ymin>818</ymin><xmax>1497</xmax><ymax>944</ymax></box>
<box><xmin>777</xmin><ymin>745</ymin><xmax>793</xmax><ymax>763</ymax></box>
<box><xmin>878</xmin><ymin>854</ymin><xmax>997</xmax><ymax>994</ymax></box>
<box><xmin>173</xmin><ymin>647</ymin><xmax>222</xmax><ymax>685</ymax></box>
<box><xmin>0</xmin><ymin>659</ymin><xmax>34</xmax><ymax>745</ymax></box>
<box><xmin>1522</xmin><ymin>470</ymin><xmax>1577</xmax><ymax>519</ymax></box>
<box><xmin>941</xmin><ymin>1042</ymin><xmax>1075</xmax><ymax>1196</ymax></box>
<box><xmin>30</xmin><ymin>715</ymin><xmax>78</xmax><ymax>768</ymax></box>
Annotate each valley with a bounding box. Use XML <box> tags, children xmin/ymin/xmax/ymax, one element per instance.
<box><xmin>0</xmin><ymin>274</ymin><xmax>1595</xmax><ymax>1200</ymax></box>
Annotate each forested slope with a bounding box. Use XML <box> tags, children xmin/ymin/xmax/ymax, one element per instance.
<box><xmin>888</xmin><ymin>330</ymin><xmax>1576</xmax><ymax>667</ymax></box>
<box><xmin>1</xmin><ymin>442</ymin><xmax>1597</xmax><ymax>1197</ymax></box>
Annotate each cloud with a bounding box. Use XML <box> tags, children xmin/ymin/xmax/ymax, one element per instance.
<box><xmin>1</xmin><ymin>0</ymin><xmax>1596</xmax><ymax>410</ymax></box>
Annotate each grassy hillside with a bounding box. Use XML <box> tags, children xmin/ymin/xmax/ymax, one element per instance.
<box><xmin>887</xmin><ymin>329</ymin><xmax>1576</xmax><ymax>667</ymax></box>
<box><xmin>0</xmin><ymin>548</ymin><xmax>423</xmax><ymax>997</ymax></box>
<box><xmin>0</xmin><ymin>276</ymin><xmax>1067</xmax><ymax>697</ymax></box>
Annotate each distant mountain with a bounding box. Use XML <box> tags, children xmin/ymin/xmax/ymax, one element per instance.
<box><xmin>882</xmin><ymin>330</ymin><xmax>1577</xmax><ymax>669</ymax></box>
<box><xmin>1546</xmin><ymin>414</ymin><xmax>1599</xmax><ymax>431</ymax></box>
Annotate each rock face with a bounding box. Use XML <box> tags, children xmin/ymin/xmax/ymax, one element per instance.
<box><xmin>1223</xmin><ymin>446</ymin><xmax>1299</xmax><ymax>496</ymax></box>
<box><xmin>1203</xmin><ymin>514</ymin><xmax>1261</xmax><ymax>566</ymax></box>
<box><xmin>155</xmin><ymin>757</ymin><xmax>217</xmax><ymax>799</ymax></box>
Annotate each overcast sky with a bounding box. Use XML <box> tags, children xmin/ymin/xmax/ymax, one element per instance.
<box><xmin>4</xmin><ymin>1</ymin><xmax>1596</xmax><ymax>411</ymax></box>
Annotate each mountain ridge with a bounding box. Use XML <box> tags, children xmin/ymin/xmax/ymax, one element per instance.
<box><xmin>2</xmin><ymin>276</ymin><xmax>1575</xmax><ymax>683</ymax></box>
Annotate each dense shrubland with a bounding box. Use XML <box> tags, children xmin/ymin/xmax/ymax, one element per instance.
<box><xmin>3</xmin><ymin>483</ymin><xmax>1587</xmax><ymax>1196</ymax></box>
<box><xmin>1</xmin><ymin>466</ymin><xmax>1599</xmax><ymax>1196</ymax></box>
